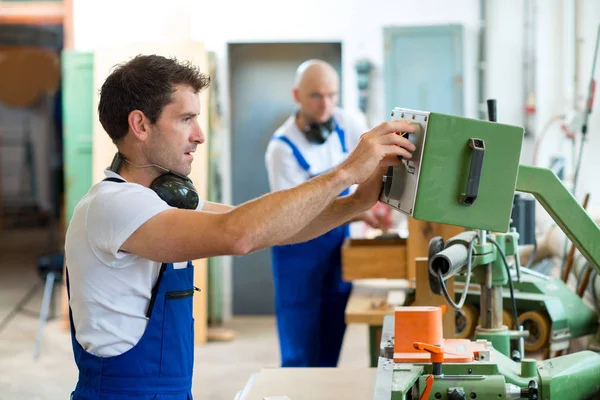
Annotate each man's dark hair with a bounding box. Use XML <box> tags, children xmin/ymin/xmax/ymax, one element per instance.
<box><xmin>98</xmin><ymin>54</ymin><xmax>210</xmax><ymax>143</ymax></box>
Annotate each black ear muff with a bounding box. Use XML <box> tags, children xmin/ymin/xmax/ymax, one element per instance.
<box><xmin>150</xmin><ymin>173</ymin><xmax>199</xmax><ymax>210</ymax></box>
<box><xmin>304</xmin><ymin>117</ymin><xmax>335</xmax><ymax>144</ymax></box>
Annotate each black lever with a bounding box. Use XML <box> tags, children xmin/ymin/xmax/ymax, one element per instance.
<box><xmin>487</xmin><ymin>99</ymin><xmax>497</xmax><ymax>122</ymax></box>
<box><xmin>459</xmin><ymin>138</ymin><xmax>485</xmax><ymax>205</ymax></box>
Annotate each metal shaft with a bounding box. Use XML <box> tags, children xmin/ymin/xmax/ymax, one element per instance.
<box><xmin>480</xmin><ymin>284</ymin><xmax>504</xmax><ymax>329</ymax></box>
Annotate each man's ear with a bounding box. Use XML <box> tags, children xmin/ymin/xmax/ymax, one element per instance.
<box><xmin>128</xmin><ymin>110</ymin><xmax>151</xmax><ymax>141</ymax></box>
<box><xmin>292</xmin><ymin>87</ymin><xmax>301</xmax><ymax>103</ymax></box>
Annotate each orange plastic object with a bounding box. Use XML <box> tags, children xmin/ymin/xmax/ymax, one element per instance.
<box><xmin>394</xmin><ymin>306</ymin><xmax>443</xmax><ymax>354</ymax></box>
<box><xmin>413</xmin><ymin>342</ymin><xmax>444</xmax><ymax>363</ymax></box>
<box><xmin>393</xmin><ymin>306</ymin><xmax>490</xmax><ymax>363</ymax></box>
<box><xmin>420</xmin><ymin>375</ymin><xmax>434</xmax><ymax>400</ymax></box>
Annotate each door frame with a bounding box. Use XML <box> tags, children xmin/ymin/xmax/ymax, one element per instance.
<box><xmin>383</xmin><ymin>24</ymin><xmax>464</xmax><ymax>116</ymax></box>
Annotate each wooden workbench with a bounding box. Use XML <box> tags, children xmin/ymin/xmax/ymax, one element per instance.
<box><xmin>236</xmin><ymin>368</ymin><xmax>376</xmax><ymax>400</ymax></box>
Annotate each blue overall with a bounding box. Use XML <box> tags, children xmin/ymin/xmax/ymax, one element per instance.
<box><xmin>271</xmin><ymin>123</ymin><xmax>352</xmax><ymax>367</ymax></box>
<box><xmin>67</xmin><ymin>260</ymin><xmax>197</xmax><ymax>399</ymax></box>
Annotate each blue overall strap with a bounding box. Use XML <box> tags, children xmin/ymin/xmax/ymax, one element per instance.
<box><xmin>334</xmin><ymin>122</ymin><xmax>347</xmax><ymax>153</ymax></box>
<box><xmin>68</xmin><ymin>261</ymin><xmax>196</xmax><ymax>399</ymax></box>
<box><xmin>275</xmin><ymin>136</ymin><xmax>311</xmax><ymax>173</ymax></box>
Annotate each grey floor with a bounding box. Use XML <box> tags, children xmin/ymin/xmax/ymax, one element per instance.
<box><xmin>0</xmin><ymin>227</ymin><xmax>369</xmax><ymax>400</ymax></box>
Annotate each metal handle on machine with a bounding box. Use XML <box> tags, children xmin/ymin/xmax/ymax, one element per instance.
<box><xmin>414</xmin><ymin>342</ymin><xmax>444</xmax><ymax>377</ymax></box>
<box><xmin>459</xmin><ymin>138</ymin><xmax>486</xmax><ymax>206</ymax></box>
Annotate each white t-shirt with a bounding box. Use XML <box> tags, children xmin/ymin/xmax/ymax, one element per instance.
<box><xmin>64</xmin><ymin>169</ymin><xmax>204</xmax><ymax>357</ymax></box>
<box><xmin>265</xmin><ymin>107</ymin><xmax>368</xmax><ymax>192</ymax></box>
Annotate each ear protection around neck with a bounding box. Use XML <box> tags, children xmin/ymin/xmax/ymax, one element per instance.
<box><xmin>108</xmin><ymin>152</ymin><xmax>200</xmax><ymax>210</ymax></box>
<box><xmin>303</xmin><ymin>117</ymin><xmax>335</xmax><ymax>145</ymax></box>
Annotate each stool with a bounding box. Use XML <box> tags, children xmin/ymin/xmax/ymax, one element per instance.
<box><xmin>34</xmin><ymin>252</ymin><xmax>64</xmax><ymax>359</ymax></box>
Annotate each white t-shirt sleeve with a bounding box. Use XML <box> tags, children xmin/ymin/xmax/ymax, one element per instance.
<box><xmin>265</xmin><ymin>139</ymin><xmax>310</xmax><ymax>192</ymax></box>
<box><xmin>86</xmin><ymin>183</ymin><xmax>174</xmax><ymax>266</ymax></box>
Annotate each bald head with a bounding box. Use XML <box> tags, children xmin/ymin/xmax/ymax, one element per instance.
<box><xmin>293</xmin><ymin>59</ymin><xmax>339</xmax><ymax>124</ymax></box>
<box><xmin>294</xmin><ymin>59</ymin><xmax>339</xmax><ymax>88</ymax></box>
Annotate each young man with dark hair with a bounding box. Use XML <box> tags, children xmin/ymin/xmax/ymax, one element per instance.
<box><xmin>65</xmin><ymin>54</ymin><xmax>415</xmax><ymax>399</ymax></box>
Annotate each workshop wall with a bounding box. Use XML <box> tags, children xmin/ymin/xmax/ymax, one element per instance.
<box><xmin>72</xmin><ymin>0</ymin><xmax>600</xmax><ymax>317</ymax></box>
<box><xmin>529</xmin><ymin>1</ymin><xmax>600</xmax><ymax>218</ymax></box>
<box><xmin>486</xmin><ymin>0</ymin><xmax>600</xmax><ymax>229</ymax></box>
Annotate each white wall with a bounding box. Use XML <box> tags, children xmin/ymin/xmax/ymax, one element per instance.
<box><xmin>73</xmin><ymin>0</ymin><xmax>600</xmax><ymax>318</ymax></box>
<box><xmin>192</xmin><ymin>0</ymin><xmax>481</xmax><ymax>124</ymax></box>
<box><xmin>516</xmin><ymin>0</ymin><xmax>600</xmax><ymax>231</ymax></box>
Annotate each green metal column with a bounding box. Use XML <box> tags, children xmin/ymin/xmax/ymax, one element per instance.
<box><xmin>62</xmin><ymin>51</ymin><xmax>94</xmax><ymax>225</ymax></box>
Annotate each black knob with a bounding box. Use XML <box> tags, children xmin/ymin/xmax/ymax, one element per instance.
<box><xmin>520</xmin><ymin>380</ymin><xmax>539</xmax><ymax>400</ymax></box>
<box><xmin>486</xmin><ymin>99</ymin><xmax>497</xmax><ymax>122</ymax></box>
<box><xmin>447</xmin><ymin>387</ymin><xmax>466</xmax><ymax>400</ymax></box>
<box><xmin>511</xmin><ymin>349</ymin><xmax>522</xmax><ymax>362</ymax></box>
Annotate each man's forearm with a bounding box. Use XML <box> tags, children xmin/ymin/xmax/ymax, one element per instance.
<box><xmin>278</xmin><ymin>195</ymin><xmax>364</xmax><ymax>245</ymax></box>
<box><xmin>225</xmin><ymin>168</ymin><xmax>354</xmax><ymax>253</ymax></box>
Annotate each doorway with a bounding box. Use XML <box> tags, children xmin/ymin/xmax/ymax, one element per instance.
<box><xmin>228</xmin><ymin>42</ymin><xmax>342</xmax><ymax>315</ymax></box>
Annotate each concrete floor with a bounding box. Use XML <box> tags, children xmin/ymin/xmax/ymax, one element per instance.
<box><xmin>0</xmin><ymin>228</ymin><xmax>369</xmax><ymax>400</ymax></box>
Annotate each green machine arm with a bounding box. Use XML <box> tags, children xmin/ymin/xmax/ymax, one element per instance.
<box><xmin>516</xmin><ymin>165</ymin><xmax>600</xmax><ymax>269</ymax></box>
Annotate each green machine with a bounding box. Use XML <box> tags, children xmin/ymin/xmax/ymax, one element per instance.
<box><xmin>375</xmin><ymin>101</ymin><xmax>600</xmax><ymax>399</ymax></box>
<box><xmin>453</xmin><ymin>269</ymin><xmax>598</xmax><ymax>355</ymax></box>
<box><xmin>454</xmin><ymin>271</ymin><xmax>598</xmax><ymax>355</ymax></box>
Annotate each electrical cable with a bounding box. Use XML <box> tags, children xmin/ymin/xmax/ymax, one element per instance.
<box><xmin>437</xmin><ymin>236</ymin><xmax>477</xmax><ymax>310</ymax></box>
<box><xmin>531</xmin><ymin>114</ymin><xmax>564</xmax><ymax>166</ymax></box>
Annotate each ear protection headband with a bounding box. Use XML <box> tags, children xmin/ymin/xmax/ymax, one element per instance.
<box><xmin>108</xmin><ymin>153</ymin><xmax>199</xmax><ymax>210</ymax></box>
<box><xmin>302</xmin><ymin>117</ymin><xmax>335</xmax><ymax>145</ymax></box>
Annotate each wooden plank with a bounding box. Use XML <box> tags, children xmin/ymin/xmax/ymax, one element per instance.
<box><xmin>412</xmin><ymin>257</ymin><xmax>455</xmax><ymax>338</ymax></box>
<box><xmin>341</xmin><ymin>237</ymin><xmax>408</xmax><ymax>280</ymax></box>
<box><xmin>407</xmin><ymin>218</ymin><xmax>464</xmax><ymax>280</ymax></box>
<box><xmin>0</xmin><ymin>2</ymin><xmax>63</xmax><ymax>25</ymax></box>
<box><xmin>239</xmin><ymin>368</ymin><xmax>376</xmax><ymax>400</ymax></box>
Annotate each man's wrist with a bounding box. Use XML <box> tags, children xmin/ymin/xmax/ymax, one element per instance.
<box><xmin>331</xmin><ymin>165</ymin><xmax>354</xmax><ymax>190</ymax></box>
<box><xmin>345</xmin><ymin>193</ymin><xmax>371</xmax><ymax>219</ymax></box>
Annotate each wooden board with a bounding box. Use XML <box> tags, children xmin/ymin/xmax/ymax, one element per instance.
<box><xmin>341</xmin><ymin>237</ymin><xmax>409</xmax><ymax>281</ymax></box>
<box><xmin>345</xmin><ymin>279</ymin><xmax>412</xmax><ymax>325</ymax></box>
<box><xmin>0</xmin><ymin>2</ymin><xmax>63</xmax><ymax>25</ymax></box>
<box><xmin>238</xmin><ymin>368</ymin><xmax>377</xmax><ymax>400</ymax></box>
<box><xmin>412</xmin><ymin>257</ymin><xmax>455</xmax><ymax>338</ymax></box>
